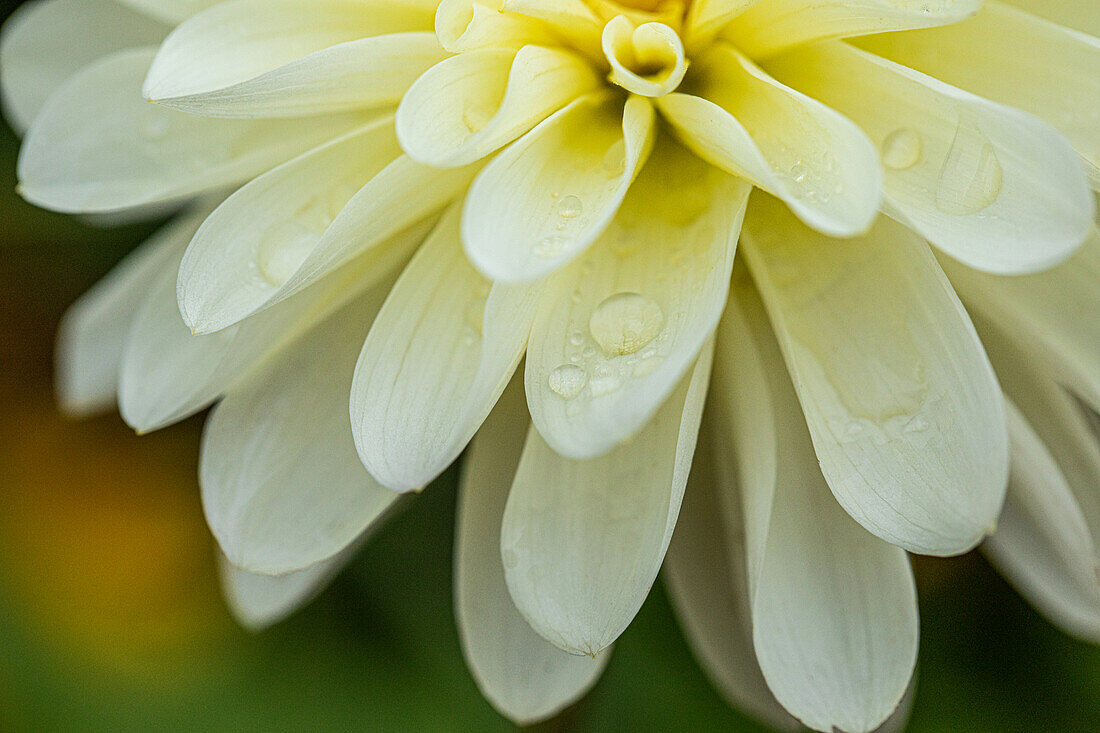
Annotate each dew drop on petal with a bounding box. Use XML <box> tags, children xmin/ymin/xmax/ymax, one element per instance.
<box><xmin>935</xmin><ymin>117</ymin><xmax>1003</xmax><ymax>215</ymax></box>
<box><xmin>602</xmin><ymin>139</ymin><xmax>626</xmax><ymax>177</ymax></box>
<box><xmin>557</xmin><ymin>194</ymin><xmax>583</xmax><ymax>219</ymax></box>
<box><xmin>548</xmin><ymin>363</ymin><xmax>587</xmax><ymax>399</ymax></box>
<box><xmin>534</xmin><ymin>235</ymin><xmax>567</xmax><ymax>259</ymax></box>
<box><xmin>881</xmin><ymin>128</ymin><xmax>922</xmax><ymax>170</ymax></box>
<box><xmin>256</xmin><ymin>222</ymin><xmax>314</xmax><ymax>287</ymax></box>
<box><xmin>589</xmin><ymin>292</ymin><xmax>664</xmax><ymax>357</ymax></box>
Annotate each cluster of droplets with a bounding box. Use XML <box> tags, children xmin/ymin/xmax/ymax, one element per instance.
<box><xmin>547</xmin><ymin>290</ymin><xmax>672</xmax><ymax>406</ymax></box>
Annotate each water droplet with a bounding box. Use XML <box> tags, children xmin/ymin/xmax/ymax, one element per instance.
<box><xmin>256</xmin><ymin>222</ymin><xmax>314</xmax><ymax>286</ymax></box>
<box><xmin>935</xmin><ymin>117</ymin><xmax>1003</xmax><ymax>215</ymax></box>
<box><xmin>534</xmin><ymin>235</ymin><xmax>567</xmax><ymax>259</ymax></box>
<box><xmin>846</xmin><ymin>421</ymin><xmax>865</xmax><ymax>437</ymax></box>
<box><xmin>548</xmin><ymin>364</ymin><xmax>587</xmax><ymax>400</ymax></box>
<box><xmin>602</xmin><ymin>139</ymin><xmax>626</xmax><ymax>177</ymax></box>
<box><xmin>589</xmin><ymin>292</ymin><xmax>664</xmax><ymax>357</ymax></box>
<box><xmin>568</xmin><ymin>331</ymin><xmax>585</xmax><ymax>347</ymax></box>
<box><xmin>588</xmin><ymin>374</ymin><xmax>621</xmax><ymax>397</ymax></box>
<box><xmin>881</xmin><ymin>128</ymin><xmax>922</xmax><ymax>170</ymax></box>
<box><xmin>557</xmin><ymin>194</ymin><xmax>583</xmax><ymax>219</ymax></box>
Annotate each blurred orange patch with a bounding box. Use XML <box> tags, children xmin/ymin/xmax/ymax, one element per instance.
<box><xmin>0</xmin><ymin>393</ymin><xmax>231</xmax><ymax>679</ymax></box>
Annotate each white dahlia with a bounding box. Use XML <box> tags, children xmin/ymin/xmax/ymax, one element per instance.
<box><xmin>3</xmin><ymin>0</ymin><xmax>1099</xmax><ymax>729</ymax></box>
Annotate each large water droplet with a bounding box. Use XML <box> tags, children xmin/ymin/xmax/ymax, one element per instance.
<box><xmin>935</xmin><ymin>118</ymin><xmax>1003</xmax><ymax>215</ymax></box>
<box><xmin>548</xmin><ymin>364</ymin><xmax>587</xmax><ymax>399</ymax></box>
<box><xmin>881</xmin><ymin>128</ymin><xmax>922</xmax><ymax>170</ymax></box>
<box><xmin>557</xmin><ymin>194</ymin><xmax>583</xmax><ymax>219</ymax></box>
<box><xmin>589</xmin><ymin>292</ymin><xmax>664</xmax><ymax>357</ymax></box>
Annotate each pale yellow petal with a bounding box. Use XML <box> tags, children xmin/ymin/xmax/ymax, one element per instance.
<box><xmin>767</xmin><ymin>40</ymin><xmax>1093</xmax><ymax>274</ymax></box>
<box><xmin>462</xmin><ymin>93</ymin><xmax>654</xmax><ymax>282</ymax></box>
<box><xmin>524</xmin><ymin>140</ymin><xmax>749</xmax><ymax>458</ymax></box>
<box><xmin>659</xmin><ymin>44</ymin><xmax>881</xmax><ymax>237</ymax></box>
<box><xmin>859</xmin><ymin>2</ymin><xmax>1100</xmax><ymax>187</ymax></box>
<box><xmin>741</xmin><ymin>195</ymin><xmax>1007</xmax><ymax>556</ymax></box>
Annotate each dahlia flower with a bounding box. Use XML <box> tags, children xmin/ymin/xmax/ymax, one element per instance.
<box><xmin>3</xmin><ymin>0</ymin><xmax>1099</xmax><ymax>729</ymax></box>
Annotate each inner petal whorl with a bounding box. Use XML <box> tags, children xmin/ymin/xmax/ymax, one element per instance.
<box><xmin>602</xmin><ymin>15</ymin><xmax>688</xmax><ymax>97</ymax></box>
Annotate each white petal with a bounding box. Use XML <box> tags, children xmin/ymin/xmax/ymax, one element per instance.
<box><xmin>766</xmin><ymin>40</ymin><xmax>1094</xmax><ymax>274</ymax></box>
<box><xmin>201</xmin><ymin>288</ymin><xmax>399</xmax><ymax>575</ymax></box>
<box><xmin>858</xmin><ymin>2</ymin><xmax>1100</xmax><ymax>188</ymax></box>
<box><xmin>177</xmin><ymin>118</ymin><xmax>403</xmax><ymax>334</ymax></box>
<box><xmin>463</xmin><ymin>93</ymin><xmax>654</xmax><ymax>283</ymax></box>
<box><xmin>663</xmin><ymin>425</ymin><xmax>800</xmax><ymax>732</ymax></box>
<box><xmin>350</xmin><ymin>205</ymin><xmax>541</xmax><ymax>492</ymax></box>
<box><xmin>939</xmin><ymin>229</ymin><xmax>1100</xmax><ymax>412</ymax></box>
<box><xmin>726</xmin><ymin>0</ymin><xmax>982</xmax><ymax>57</ymax></box>
<box><xmin>976</xmin><ymin>318</ymin><xmax>1100</xmax><ymax>555</ymax></box>
<box><xmin>218</xmin><ymin>538</ymin><xmax>364</xmax><ymax>631</ymax></box>
<box><xmin>455</xmin><ymin>377</ymin><xmax>609</xmax><ymax>724</ymax></box>
<box><xmin>56</xmin><ymin>203</ymin><xmax>210</xmax><ymax>416</ymax></box>
<box><xmin>151</xmin><ymin>33</ymin><xmax>444</xmax><ymax>117</ymax></box>
<box><xmin>501</xmin><ymin>340</ymin><xmax>714</xmax><ymax>656</ymax></box>
<box><xmin>658</xmin><ymin>44</ymin><xmax>881</xmax><ymax>238</ymax></box>
<box><xmin>0</xmin><ymin>0</ymin><xmax>166</xmax><ymax>133</ymax></box>
<box><xmin>117</xmin><ymin>0</ymin><xmax>220</xmax><ymax>23</ymax></box>
<box><xmin>120</xmin><ymin>218</ymin><xmax>433</xmax><ymax>433</ymax></box>
<box><xmin>396</xmin><ymin>44</ymin><xmax>600</xmax><ymax>168</ymax></box>
<box><xmin>17</xmin><ymin>47</ymin><xmax>371</xmax><ymax>213</ymax></box>
<box><xmin>741</xmin><ymin>195</ymin><xmax>1008</xmax><ymax>556</ymax></box>
<box><xmin>983</xmin><ymin>401</ymin><xmax>1100</xmax><ymax>643</ymax></box>
<box><xmin>524</xmin><ymin>140</ymin><xmax>749</xmax><ymax>458</ymax></box>
<box><xmin>144</xmin><ymin>0</ymin><xmax>438</xmax><ymax>116</ymax></box>
<box><xmin>274</xmin><ymin>156</ymin><xmax>477</xmax><ymax>308</ymax></box>
<box><xmin>712</xmin><ymin>274</ymin><xmax>918</xmax><ymax>733</ymax></box>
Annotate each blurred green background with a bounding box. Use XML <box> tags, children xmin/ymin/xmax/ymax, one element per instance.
<box><xmin>1</xmin><ymin>2</ymin><xmax>1099</xmax><ymax>730</ymax></box>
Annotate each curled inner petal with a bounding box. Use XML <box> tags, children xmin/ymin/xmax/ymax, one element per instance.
<box><xmin>602</xmin><ymin>15</ymin><xmax>687</xmax><ymax>97</ymax></box>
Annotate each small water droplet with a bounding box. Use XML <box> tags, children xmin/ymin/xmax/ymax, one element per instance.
<box><xmin>557</xmin><ymin>194</ymin><xmax>583</xmax><ymax>219</ymax></box>
<box><xmin>589</xmin><ymin>292</ymin><xmax>664</xmax><ymax>357</ymax></box>
<box><xmin>256</xmin><ymin>222</ymin><xmax>314</xmax><ymax>286</ymax></box>
<box><xmin>935</xmin><ymin>117</ymin><xmax>1003</xmax><ymax>215</ymax></box>
<box><xmin>534</xmin><ymin>235</ymin><xmax>567</xmax><ymax>259</ymax></box>
<box><xmin>846</xmin><ymin>421</ymin><xmax>865</xmax><ymax>437</ymax></box>
<box><xmin>602</xmin><ymin>139</ymin><xmax>626</xmax><ymax>177</ymax></box>
<box><xmin>548</xmin><ymin>364</ymin><xmax>587</xmax><ymax>400</ymax></box>
<box><xmin>568</xmin><ymin>331</ymin><xmax>585</xmax><ymax>347</ymax></box>
<box><xmin>588</xmin><ymin>374</ymin><xmax>621</xmax><ymax>397</ymax></box>
<box><xmin>881</xmin><ymin>128</ymin><xmax>922</xmax><ymax>170</ymax></box>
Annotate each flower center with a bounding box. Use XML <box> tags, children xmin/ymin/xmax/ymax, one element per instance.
<box><xmin>602</xmin><ymin>15</ymin><xmax>688</xmax><ymax>97</ymax></box>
